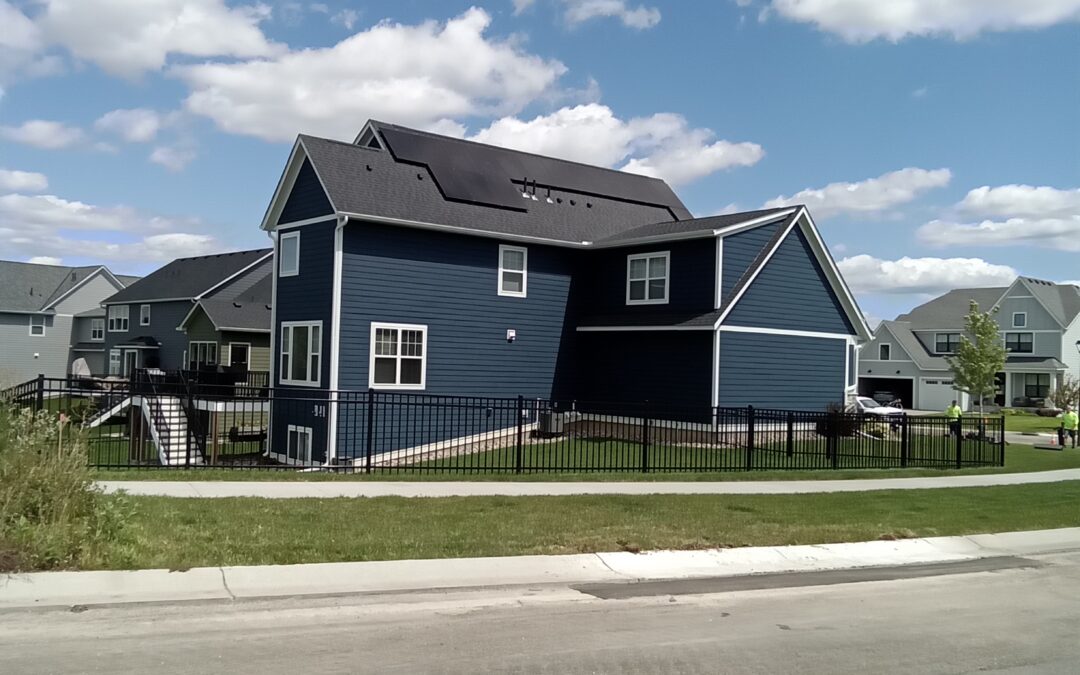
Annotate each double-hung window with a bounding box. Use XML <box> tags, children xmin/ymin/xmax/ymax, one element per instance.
<box><xmin>109</xmin><ymin>349</ymin><xmax>121</xmax><ymax>376</ymax></box>
<box><xmin>280</xmin><ymin>321</ymin><xmax>321</xmax><ymax>386</ymax></box>
<box><xmin>279</xmin><ymin>231</ymin><xmax>300</xmax><ymax>278</ymax></box>
<box><xmin>107</xmin><ymin>305</ymin><xmax>129</xmax><ymax>332</ymax></box>
<box><xmin>935</xmin><ymin>333</ymin><xmax>961</xmax><ymax>354</ymax></box>
<box><xmin>140</xmin><ymin>304</ymin><xmax>151</xmax><ymax>326</ymax></box>
<box><xmin>498</xmin><ymin>245</ymin><xmax>527</xmax><ymax>297</ymax></box>
<box><xmin>29</xmin><ymin>315</ymin><xmax>46</xmax><ymax>336</ymax></box>
<box><xmin>626</xmin><ymin>251</ymin><xmax>669</xmax><ymax>305</ymax></box>
<box><xmin>90</xmin><ymin>318</ymin><xmax>104</xmax><ymax>341</ymax></box>
<box><xmin>188</xmin><ymin>342</ymin><xmax>218</xmax><ymax>370</ymax></box>
<box><xmin>1005</xmin><ymin>332</ymin><xmax>1033</xmax><ymax>353</ymax></box>
<box><xmin>370</xmin><ymin>323</ymin><xmax>427</xmax><ymax>389</ymax></box>
<box><xmin>286</xmin><ymin>425</ymin><xmax>312</xmax><ymax>463</ymax></box>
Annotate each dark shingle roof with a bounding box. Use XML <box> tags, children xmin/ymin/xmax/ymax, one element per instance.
<box><xmin>593</xmin><ymin>207</ymin><xmax>796</xmax><ymax>245</ymax></box>
<box><xmin>104</xmin><ymin>249</ymin><xmax>271</xmax><ymax>304</ymax></box>
<box><xmin>0</xmin><ymin>260</ymin><xmax>129</xmax><ymax>312</ymax></box>
<box><xmin>196</xmin><ymin>273</ymin><xmax>272</xmax><ymax>332</ymax></box>
<box><xmin>897</xmin><ymin>278</ymin><xmax>1080</xmax><ymax>329</ymax></box>
<box><xmin>1006</xmin><ymin>356</ymin><xmax>1067</xmax><ymax>368</ymax></box>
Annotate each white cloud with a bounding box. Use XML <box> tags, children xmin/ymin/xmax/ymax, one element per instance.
<box><xmin>838</xmin><ymin>255</ymin><xmax>1017</xmax><ymax>295</ymax></box>
<box><xmin>175</xmin><ymin>8</ymin><xmax>567</xmax><ymax>142</ymax></box>
<box><xmin>94</xmin><ymin>108</ymin><xmax>169</xmax><ymax>143</ymax></box>
<box><xmin>0</xmin><ymin>168</ymin><xmax>48</xmax><ymax>192</ymax></box>
<box><xmin>27</xmin><ymin>256</ymin><xmax>63</xmax><ymax>265</ymax></box>
<box><xmin>149</xmin><ymin>144</ymin><xmax>197</xmax><ymax>171</ymax></box>
<box><xmin>911</xmin><ymin>86</ymin><xmax>928</xmax><ymax>98</ymax></box>
<box><xmin>0</xmin><ymin>119</ymin><xmax>85</xmax><ymax>149</ymax></box>
<box><xmin>563</xmin><ymin>0</ymin><xmax>662</xmax><ymax>29</ymax></box>
<box><xmin>331</xmin><ymin>9</ymin><xmax>360</xmax><ymax>30</ymax></box>
<box><xmin>768</xmin><ymin>0</ymin><xmax>1080</xmax><ymax>42</ymax></box>
<box><xmin>763</xmin><ymin>167</ymin><xmax>952</xmax><ymax>218</ymax></box>
<box><xmin>513</xmin><ymin>0</ymin><xmax>537</xmax><ymax>14</ymax></box>
<box><xmin>36</xmin><ymin>0</ymin><xmax>282</xmax><ymax>78</ymax></box>
<box><xmin>920</xmin><ymin>184</ymin><xmax>1080</xmax><ymax>251</ymax></box>
<box><xmin>472</xmin><ymin>104</ymin><xmax>763</xmax><ymax>186</ymax></box>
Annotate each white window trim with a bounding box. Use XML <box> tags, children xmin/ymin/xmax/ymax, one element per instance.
<box><xmin>108</xmin><ymin>349</ymin><xmax>121</xmax><ymax>376</ymax></box>
<box><xmin>934</xmin><ymin>332</ymin><xmax>960</xmax><ymax>354</ymax></box>
<box><xmin>108</xmin><ymin>305</ymin><xmax>129</xmax><ymax>332</ymax></box>
<box><xmin>227</xmin><ymin>341</ymin><xmax>251</xmax><ymax>368</ymax></box>
<box><xmin>286</xmin><ymin>425</ymin><xmax>313</xmax><ymax>463</ymax></box>
<box><xmin>90</xmin><ymin>318</ymin><xmax>105</xmax><ymax>342</ymax></box>
<box><xmin>28</xmin><ymin>314</ymin><xmax>46</xmax><ymax>337</ymax></box>
<box><xmin>878</xmin><ymin>342</ymin><xmax>891</xmax><ymax>361</ymax></box>
<box><xmin>369</xmin><ymin>322</ymin><xmax>428</xmax><ymax>390</ymax></box>
<box><xmin>1005</xmin><ymin>331</ymin><xmax>1034</xmax><ymax>353</ymax></box>
<box><xmin>187</xmin><ymin>341</ymin><xmax>219</xmax><ymax>369</ymax></box>
<box><xmin>1012</xmin><ymin>312</ymin><xmax>1027</xmax><ymax>328</ymax></box>
<box><xmin>280</xmin><ymin>321</ymin><xmax>322</xmax><ymax>387</ymax></box>
<box><xmin>279</xmin><ymin>231</ymin><xmax>300</xmax><ymax>278</ymax></box>
<box><xmin>497</xmin><ymin>244</ymin><xmax>528</xmax><ymax>298</ymax></box>
<box><xmin>626</xmin><ymin>251</ymin><xmax>670</xmax><ymax>306</ymax></box>
<box><xmin>140</xmin><ymin>304</ymin><xmax>151</xmax><ymax>326</ymax></box>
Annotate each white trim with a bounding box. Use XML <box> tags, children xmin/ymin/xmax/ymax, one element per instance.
<box><xmin>90</xmin><ymin>318</ymin><xmax>104</xmax><ymax>342</ymax></box>
<box><xmin>139</xmin><ymin>304</ymin><xmax>151</xmax><ymax>326</ymax></box>
<box><xmin>497</xmin><ymin>244</ymin><xmax>528</xmax><ymax>298</ymax></box>
<box><xmin>107</xmin><ymin>304</ymin><xmax>129</xmax><ymax>332</ymax></box>
<box><xmin>626</xmin><ymin>250</ymin><xmax>670</xmax><ymax>305</ymax></box>
<box><xmin>933</xmin><ymin>331</ymin><xmax>961</xmax><ymax>355</ymax></box>
<box><xmin>857</xmin><ymin>374</ymin><xmax>916</xmax><ymax>380</ymax></box>
<box><xmin>713</xmin><ymin>209</ymin><xmax>798</xmax><ymax>239</ymax></box>
<box><xmin>267</xmin><ymin>229</ymin><xmax>279</xmax><ymax>457</ymax></box>
<box><xmin>279</xmin><ymin>321</ymin><xmax>323</xmax><ymax>387</ymax></box>
<box><xmin>369</xmin><ymin>322</ymin><xmax>428</xmax><ymax>390</ymax></box>
<box><xmin>327</xmin><ymin>217</ymin><xmax>345</xmax><ymax>463</ymax></box>
<box><xmin>42</xmin><ymin>266</ymin><xmax>124</xmax><ymax>311</ymax></box>
<box><xmin>285</xmin><ymin>424</ymin><xmax>314</xmax><ymax>464</ymax></box>
<box><xmin>187</xmin><ymin>341</ymin><xmax>219</xmax><ymax>368</ymax></box>
<box><xmin>226</xmin><ymin>341</ymin><xmax>251</xmax><ymax>368</ymax></box>
<box><xmin>217</xmin><ymin>327</ymin><xmax>271</xmax><ymax>334</ymax></box>
<box><xmin>260</xmin><ymin>140</ymin><xmax>339</xmax><ymax>231</ymax></box>
<box><xmin>1004</xmin><ymin>331</ymin><xmax>1035</xmax><ymax>354</ymax></box>
<box><xmin>340</xmin><ymin>211</ymin><xmax>590</xmax><ymax>247</ymax></box>
<box><xmin>28</xmin><ymin>314</ymin><xmax>46</xmax><ymax>337</ymax></box>
<box><xmin>576</xmin><ymin>324</ymin><xmax>713</xmax><ymax>332</ymax></box>
<box><xmin>860</xmin><ymin>358</ymin><xmax>915</xmax><ymax>364</ymax></box>
<box><xmin>274</xmin><ymin>215</ymin><xmax>338</xmax><ymax>229</ymax></box>
<box><xmin>712</xmin><ymin>215</ymin><xmax>800</xmax><ymax>328</ymax></box>
<box><xmin>195</xmin><ymin>251</ymin><xmax>274</xmax><ymax>300</ymax></box>
<box><xmin>719</xmin><ymin>324</ymin><xmax>854</xmax><ymax>341</ymax></box>
<box><xmin>177</xmin><ymin>302</ymin><xmax>203</xmax><ymax>332</ymax></box>
<box><xmin>108</xmin><ymin>349</ymin><xmax>121</xmax><ymax>376</ymax></box>
<box><xmin>878</xmin><ymin>342</ymin><xmax>892</xmax><ymax>361</ymax></box>
<box><xmin>1012</xmin><ymin>312</ymin><xmax>1028</xmax><ymax>328</ymax></box>
<box><xmin>990</xmin><ymin>278</ymin><xmax>1066</xmax><ymax>328</ymax></box>
<box><xmin>278</xmin><ymin>231</ymin><xmax>301</xmax><ymax>278</ymax></box>
<box><xmin>103</xmin><ymin>297</ymin><xmax>192</xmax><ymax>305</ymax></box>
<box><xmin>711</xmin><ymin>329</ymin><xmax>720</xmax><ymax>409</ymax></box>
<box><xmin>713</xmin><ymin>236</ymin><xmax>723</xmax><ymax>309</ymax></box>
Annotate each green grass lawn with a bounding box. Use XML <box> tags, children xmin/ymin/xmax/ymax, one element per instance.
<box><xmin>95</xmin><ymin>481</ymin><xmax>1080</xmax><ymax>571</ymax></box>
<box><xmin>1003</xmin><ymin>410</ymin><xmax>1063</xmax><ymax>434</ymax></box>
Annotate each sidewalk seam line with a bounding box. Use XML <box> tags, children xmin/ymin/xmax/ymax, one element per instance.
<box><xmin>219</xmin><ymin>568</ymin><xmax>236</xmax><ymax>600</ymax></box>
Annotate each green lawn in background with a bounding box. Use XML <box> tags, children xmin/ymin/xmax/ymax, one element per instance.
<box><xmin>96</xmin><ymin>481</ymin><xmax>1080</xmax><ymax>571</ymax></box>
<box><xmin>1003</xmin><ymin>409</ymin><xmax>1063</xmax><ymax>434</ymax></box>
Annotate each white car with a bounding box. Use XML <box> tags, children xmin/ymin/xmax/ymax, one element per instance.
<box><xmin>853</xmin><ymin>396</ymin><xmax>904</xmax><ymax>418</ymax></box>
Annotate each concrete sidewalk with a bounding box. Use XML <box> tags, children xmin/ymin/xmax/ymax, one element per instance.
<box><xmin>3</xmin><ymin>528</ymin><xmax>1078</xmax><ymax>611</ymax></box>
<box><xmin>96</xmin><ymin>468</ymin><xmax>1080</xmax><ymax>498</ymax></box>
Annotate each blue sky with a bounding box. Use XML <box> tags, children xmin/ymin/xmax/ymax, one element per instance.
<box><xmin>1</xmin><ymin>0</ymin><xmax>1078</xmax><ymax>322</ymax></box>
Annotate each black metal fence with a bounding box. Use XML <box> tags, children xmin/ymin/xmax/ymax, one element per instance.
<box><xmin>2</xmin><ymin>374</ymin><xmax>1006</xmax><ymax>473</ymax></box>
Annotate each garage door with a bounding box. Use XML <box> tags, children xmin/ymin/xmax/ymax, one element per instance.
<box><xmin>919</xmin><ymin>378</ymin><xmax>968</xmax><ymax>412</ymax></box>
<box><xmin>858</xmin><ymin>377</ymin><xmax>913</xmax><ymax>407</ymax></box>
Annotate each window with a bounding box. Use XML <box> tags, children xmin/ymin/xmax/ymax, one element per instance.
<box><xmin>626</xmin><ymin>251</ymin><xmax>669</xmax><ymax>305</ymax></box>
<box><xmin>1012</xmin><ymin>312</ymin><xmax>1027</xmax><ymax>328</ymax></box>
<box><xmin>29</xmin><ymin>315</ymin><xmax>45</xmax><ymax>337</ymax></box>
<box><xmin>188</xmin><ymin>341</ymin><xmax>218</xmax><ymax>370</ymax></box>
<box><xmin>935</xmin><ymin>333</ymin><xmax>961</xmax><ymax>354</ymax></box>
<box><xmin>1024</xmin><ymin>373</ymin><xmax>1050</xmax><ymax>398</ymax></box>
<box><xmin>280</xmin><ymin>321</ymin><xmax>322</xmax><ymax>386</ymax></box>
<box><xmin>370</xmin><ymin>322</ymin><xmax>427</xmax><ymax>389</ymax></box>
<box><xmin>139</xmin><ymin>304</ymin><xmax>151</xmax><ymax>326</ymax></box>
<box><xmin>90</xmin><ymin>319</ymin><xmax>104</xmax><ymax>341</ymax></box>
<box><xmin>279</xmin><ymin>231</ymin><xmax>300</xmax><ymax>277</ymax></box>
<box><xmin>109</xmin><ymin>349</ymin><xmax>121</xmax><ymax>376</ymax></box>
<box><xmin>1005</xmin><ymin>332</ymin><xmax>1033</xmax><ymax>353</ymax></box>
<box><xmin>108</xmin><ymin>305</ymin><xmax>129</xmax><ymax>332</ymax></box>
<box><xmin>287</xmin><ymin>425</ymin><xmax>313</xmax><ymax>463</ymax></box>
<box><xmin>879</xmin><ymin>343</ymin><xmax>891</xmax><ymax>360</ymax></box>
<box><xmin>498</xmin><ymin>245</ymin><xmax>527</xmax><ymax>297</ymax></box>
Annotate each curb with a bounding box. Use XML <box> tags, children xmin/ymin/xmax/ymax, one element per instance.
<box><xmin>3</xmin><ymin>528</ymin><xmax>1079</xmax><ymax>611</ymax></box>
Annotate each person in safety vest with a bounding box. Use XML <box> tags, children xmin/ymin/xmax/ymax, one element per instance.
<box><xmin>945</xmin><ymin>400</ymin><xmax>963</xmax><ymax>439</ymax></box>
<box><xmin>1062</xmin><ymin>406</ymin><xmax>1079</xmax><ymax>449</ymax></box>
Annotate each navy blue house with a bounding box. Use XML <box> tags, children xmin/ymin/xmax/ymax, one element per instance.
<box><xmin>260</xmin><ymin>121</ymin><xmax>872</xmax><ymax>465</ymax></box>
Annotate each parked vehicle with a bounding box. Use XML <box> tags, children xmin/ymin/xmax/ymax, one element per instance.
<box><xmin>853</xmin><ymin>396</ymin><xmax>904</xmax><ymax>418</ymax></box>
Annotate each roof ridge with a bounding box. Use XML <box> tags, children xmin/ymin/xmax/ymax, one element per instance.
<box><xmin>169</xmin><ymin>247</ymin><xmax>271</xmax><ymax>263</ymax></box>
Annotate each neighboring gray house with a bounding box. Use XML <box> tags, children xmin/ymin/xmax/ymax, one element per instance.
<box><xmin>0</xmin><ymin>260</ymin><xmax>138</xmax><ymax>384</ymax></box>
<box><xmin>859</xmin><ymin>277</ymin><xmax>1080</xmax><ymax>410</ymax></box>
<box><xmin>100</xmin><ymin>249</ymin><xmax>272</xmax><ymax>376</ymax></box>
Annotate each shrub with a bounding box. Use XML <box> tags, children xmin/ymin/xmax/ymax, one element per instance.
<box><xmin>0</xmin><ymin>403</ymin><xmax>132</xmax><ymax>571</ymax></box>
<box><xmin>1036</xmin><ymin>408</ymin><xmax>1062</xmax><ymax>418</ymax></box>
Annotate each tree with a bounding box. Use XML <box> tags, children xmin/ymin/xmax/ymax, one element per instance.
<box><xmin>946</xmin><ymin>301</ymin><xmax>1007</xmax><ymax>415</ymax></box>
<box><xmin>1048</xmin><ymin>375</ymin><xmax>1080</xmax><ymax>410</ymax></box>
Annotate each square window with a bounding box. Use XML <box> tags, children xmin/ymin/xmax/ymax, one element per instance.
<box><xmin>369</xmin><ymin>323</ymin><xmax>427</xmax><ymax>389</ymax></box>
<box><xmin>1012</xmin><ymin>312</ymin><xmax>1027</xmax><ymax>328</ymax></box>
<box><xmin>29</xmin><ymin>315</ymin><xmax>46</xmax><ymax>336</ymax></box>
<box><xmin>279</xmin><ymin>231</ymin><xmax>300</xmax><ymax>277</ymax></box>
<box><xmin>626</xmin><ymin>252</ymin><xmax>669</xmax><ymax>305</ymax></box>
<box><xmin>498</xmin><ymin>245</ymin><xmax>527</xmax><ymax>297</ymax></box>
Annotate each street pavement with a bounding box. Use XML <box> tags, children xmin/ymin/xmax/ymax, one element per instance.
<box><xmin>2</xmin><ymin>550</ymin><xmax>1078</xmax><ymax>674</ymax></box>
<box><xmin>96</xmin><ymin>466</ymin><xmax>1080</xmax><ymax>497</ymax></box>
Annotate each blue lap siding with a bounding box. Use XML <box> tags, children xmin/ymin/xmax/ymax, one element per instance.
<box><xmin>718</xmin><ymin>332</ymin><xmax>846</xmax><ymax>410</ymax></box>
<box><xmin>578</xmin><ymin>239</ymin><xmax>716</xmax><ymax>314</ymax></box>
<box><xmin>278</xmin><ymin>159</ymin><xmax>334</xmax><ymax>224</ymax></box>
<box><xmin>720</xmin><ymin>219</ymin><xmax>785</xmax><ymax>302</ymax></box>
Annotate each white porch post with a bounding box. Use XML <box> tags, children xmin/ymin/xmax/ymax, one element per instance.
<box><xmin>1004</xmin><ymin>372</ymin><xmax>1012</xmax><ymax>408</ymax></box>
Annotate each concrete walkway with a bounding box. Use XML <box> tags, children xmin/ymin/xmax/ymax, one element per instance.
<box><xmin>3</xmin><ymin>528</ymin><xmax>1078</xmax><ymax>610</ymax></box>
<box><xmin>96</xmin><ymin>467</ymin><xmax>1080</xmax><ymax>498</ymax></box>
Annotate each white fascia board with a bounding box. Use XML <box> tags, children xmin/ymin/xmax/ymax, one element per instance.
<box><xmin>43</xmin><ymin>266</ymin><xmax>123</xmax><ymax>311</ymax></box>
<box><xmin>576</xmin><ymin>325</ymin><xmax>713</xmax><ymax>332</ymax></box>
<box><xmin>195</xmin><ymin>251</ymin><xmax>274</xmax><ymax>300</ymax></box>
<box><xmin>711</xmin><ymin>214</ymin><xmax>801</xmax><ymax>329</ymax></box>
<box><xmin>260</xmin><ymin>139</ymin><xmax>340</xmax><ymax>232</ymax></box>
<box><xmin>176</xmin><ymin>302</ymin><xmax>205</xmax><ymax>331</ymax></box>
<box><xmin>712</xmin><ymin>209</ymin><xmax>798</xmax><ymax>238</ymax></box>
<box><xmin>796</xmin><ymin>208</ymin><xmax>874</xmax><ymax>341</ymax></box>
<box><xmin>102</xmin><ymin>297</ymin><xmax>195</xmax><ymax>305</ymax></box>
<box><xmin>326</xmin><ymin>215</ymin><xmax>346</xmax><ymax>464</ymax></box>
<box><xmin>718</xmin><ymin>324</ymin><xmax>854</xmax><ymax>341</ymax></box>
<box><xmin>341</xmin><ymin>212</ymin><xmax>589</xmax><ymax>248</ymax></box>
<box><xmin>216</xmin><ymin>327</ymin><xmax>271</xmax><ymax>334</ymax></box>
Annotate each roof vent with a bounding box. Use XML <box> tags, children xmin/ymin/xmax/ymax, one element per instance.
<box><xmin>545</xmin><ymin>188</ymin><xmax>554</xmax><ymax>204</ymax></box>
<box><xmin>417</xmin><ymin>173</ymin><xmax>424</xmax><ymax>181</ymax></box>
<box><xmin>569</xmin><ymin>199</ymin><xmax>576</xmax><ymax>206</ymax></box>
<box><xmin>366</xmin><ymin>164</ymin><xmax>372</xmax><ymax>171</ymax></box>
<box><xmin>586</xmin><ymin>202</ymin><xmax>593</xmax><ymax>208</ymax></box>
<box><xmin>233</xmin><ymin>302</ymin><xmax>242</xmax><ymax>308</ymax></box>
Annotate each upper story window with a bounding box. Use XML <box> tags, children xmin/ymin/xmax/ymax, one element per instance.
<box><xmin>279</xmin><ymin>231</ymin><xmax>300</xmax><ymax>278</ymax></box>
<box><xmin>188</xmin><ymin>341</ymin><xmax>218</xmax><ymax>370</ymax></box>
<box><xmin>1005</xmin><ymin>332</ymin><xmax>1033</xmax><ymax>353</ymax></box>
<box><xmin>879</xmin><ymin>343</ymin><xmax>891</xmax><ymax>360</ymax></box>
<box><xmin>498</xmin><ymin>245</ymin><xmax>527</xmax><ymax>297</ymax></box>
<box><xmin>626</xmin><ymin>251</ymin><xmax>669</xmax><ymax>305</ymax></box>
<box><xmin>140</xmin><ymin>304</ymin><xmax>151</xmax><ymax>326</ymax></box>
<box><xmin>370</xmin><ymin>322</ymin><xmax>427</xmax><ymax>389</ymax></box>
<box><xmin>1012</xmin><ymin>312</ymin><xmax>1027</xmax><ymax>328</ymax></box>
<box><xmin>90</xmin><ymin>319</ymin><xmax>104</xmax><ymax>341</ymax></box>
<box><xmin>935</xmin><ymin>332</ymin><xmax>961</xmax><ymax>354</ymax></box>
<box><xmin>280</xmin><ymin>321</ymin><xmax>321</xmax><ymax>386</ymax></box>
<box><xmin>108</xmin><ymin>305</ymin><xmax>129</xmax><ymax>332</ymax></box>
<box><xmin>29</xmin><ymin>315</ymin><xmax>45</xmax><ymax>337</ymax></box>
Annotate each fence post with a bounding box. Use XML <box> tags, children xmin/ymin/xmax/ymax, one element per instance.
<box><xmin>827</xmin><ymin>411</ymin><xmax>838</xmax><ymax>469</ymax></box>
<box><xmin>365</xmin><ymin>390</ymin><xmax>376</xmax><ymax>474</ymax></box>
<box><xmin>900</xmin><ymin>413</ymin><xmax>909</xmax><ymax>468</ymax></box>
<box><xmin>998</xmin><ymin>415</ymin><xmax>1006</xmax><ymax>467</ymax></box>
<box><xmin>35</xmin><ymin>373</ymin><xmax>44</xmax><ymax>412</ymax></box>
<box><xmin>785</xmin><ymin>411</ymin><xmax>794</xmax><ymax>458</ymax></box>
<box><xmin>745</xmin><ymin>405</ymin><xmax>755</xmax><ymax>471</ymax></box>
<box><xmin>640</xmin><ymin>407</ymin><xmax>650</xmax><ymax>473</ymax></box>
<box><xmin>955</xmin><ymin>417</ymin><xmax>963</xmax><ymax>470</ymax></box>
<box><xmin>515</xmin><ymin>395</ymin><xmax>525</xmax><ymax>475</ymax></box>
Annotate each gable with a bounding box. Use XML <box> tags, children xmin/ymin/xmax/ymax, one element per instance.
<box><xmin>724</xmin><ymin>226</ymin><xmax>854</xmax><ymax>335</ymax></box>
<box><xmin>871</xmin><ymin>324</ymin><xmax>915</xmax><ymax>361</ymax></box>
<box><xmin>996</xmin><ymin>290</ymin><xmax>1060</xmax><ymax>331</ymax></box>
<box><xmin>51</xmin><ymin>272</ymin><xmax>123</xmax><ymax>314</ymax></box>
<box><xmin>720</xmin><ymin>219</ymin><xmax>785</xmax><ymax>303</ymax></box>
<box><xmin>278</xmin><ymin>158</ymin><xmax>333</xmax><ymax>225</ymax></box>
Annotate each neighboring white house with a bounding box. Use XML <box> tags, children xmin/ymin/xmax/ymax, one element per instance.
<box><xmin>858</xmin><ymin>277</ymin><xmax>1080</xmax><ymax>411</ymax></box>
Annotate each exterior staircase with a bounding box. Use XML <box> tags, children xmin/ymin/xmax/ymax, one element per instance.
<box><xmin>142</xmin><ymin>395</ymin><xmax>204</xmax><ymax>466</ymax></box>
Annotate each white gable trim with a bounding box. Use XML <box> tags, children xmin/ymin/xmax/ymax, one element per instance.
<box><xmin>42</xmin><ymin>266</ymin><xmax>124</xmax><ymax>311</ymax></box>
<box><xmin>990</xmin><ymin>277</ymin><xmax>1066</xmax><ymax>328</ymax></box>
<box><xmin>711</xmin><ymin>213</ymin><xmax>799</xmax><ymax>329</ymax></box>
<box><xmin>195</xmin><ymin>251</ymin><xmax>274</xmax><ymax>300</ymax></box>
<box><xmin>260</xmin><ymin>139</ymin><xmax>339</xmax><ymax>232</ymax></box>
